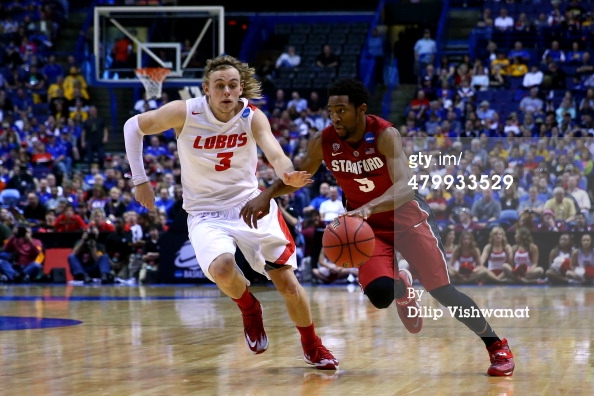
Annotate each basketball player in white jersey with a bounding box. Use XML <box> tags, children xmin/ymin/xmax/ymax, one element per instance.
<box><xmin>123</xmin><ymin>55</ymin><xmax>338</xmax><ymax>370</ymax></box>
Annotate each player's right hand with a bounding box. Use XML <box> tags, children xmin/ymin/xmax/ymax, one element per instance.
<box><xmin>240</xmin><ymin>193</ymin><xmax>271</xmax><ymax>229</ymax></box>
<box><xmin>344</xmin><ymin>205</ymin><xmax>372</xmax><ymax>220</ymax></box>
<box><xmin>134</xmin><ymin>182</ymin><xmax>155</xmax><ymax>210</ymax></box>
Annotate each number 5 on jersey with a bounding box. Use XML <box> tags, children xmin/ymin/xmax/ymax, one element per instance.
<box><xmin>354</xmin><ymin>177</ymin><xmax>375</xmax><ymax>192</ymax></box>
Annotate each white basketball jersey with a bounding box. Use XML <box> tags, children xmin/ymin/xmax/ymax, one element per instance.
<box><xmin>177</xmin><ymin>96</ymin><xmax>259</xmax><ymax>213</ymax></box>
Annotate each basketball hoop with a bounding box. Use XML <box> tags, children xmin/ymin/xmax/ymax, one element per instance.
<box><xmin>134</xmin><ymin>67</ymin><xmax>171</xmax><ymax>99</ymax></box>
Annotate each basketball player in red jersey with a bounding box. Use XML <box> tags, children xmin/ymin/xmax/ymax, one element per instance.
<box><xmin>241</xmin><ymin>78</ymin><xmax>515</xmax><ymax>376</ymax></box>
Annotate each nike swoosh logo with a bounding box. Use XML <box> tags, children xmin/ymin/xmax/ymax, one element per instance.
<box><xmin>192</xmin><ymin>111</ymin><xmax>202</xmax><ymax>115</ymax></box>
<box><xmin>247</xmin><ymin>336</ymin><xmax>258</xmax><ymax>348</ymax></box>
<box><xmin>331</xmin><ymin>152</ymin><xmax>343</xmax><ymax>156</ymax></box>
<box><xmin>413</xmin><ymin>221</ymin><xmax>424</xmax><ymax>228</ymax></box>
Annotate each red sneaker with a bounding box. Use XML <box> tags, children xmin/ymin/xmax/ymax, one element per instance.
<box><xmin>487</xmin><ymin>338</ymin><xmax>515</xmax><ymax>376</ymax></box>
<box><xmin>303</xmin><ymin>337</ymin><xmax>339</xmax><ymax>370</ymax></box>
<box><xmin>395</xmin><ymin>269</ymin><xmax>423</xmax><ymax>334</ymax></box>
<box><xmin>242</xmin><ymin>303</ymin><xmax>268</xmax><ymax>354</ymax></box>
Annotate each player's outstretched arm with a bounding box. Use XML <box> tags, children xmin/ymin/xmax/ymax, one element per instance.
<box><xmin>124</xmin><ymin>100</ymin><xmax>186</xmax><ymax>210</ymax></box>
<box><xmin>345</xmin><ymin>127</ymin><xmax>414</xmax><ymax>219</ymax></box>
<box><xmin>241</xmin><ymin>129</ymin><xmax>324</xmax><ymax>229</ymax></box>
<box><xmin>251</xmin><ymin>110</ymin><xmax>313</xmax><ymax>187</ymax></box>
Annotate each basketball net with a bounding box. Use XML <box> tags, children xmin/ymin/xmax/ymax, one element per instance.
<box><xmin>134</xmin><ymin>67</ymin><xmax>171</xmax><ymax>99</ymax></box>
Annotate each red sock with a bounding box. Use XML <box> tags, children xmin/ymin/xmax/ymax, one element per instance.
<box><xmin>232</xmin><ymin>288</ymin><xmax>257</xmax><ymax>313</ymax></box>
<box><xmin>297</xmin><ymin>322</ymin><xmax>317</xmax><ymax>346</ymax></box>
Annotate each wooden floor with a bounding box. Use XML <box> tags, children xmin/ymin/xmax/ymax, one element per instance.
<box><xmin>1</xmin><ymin>282</ymin><xmax>593</xmax><ymax>396</ymax></box>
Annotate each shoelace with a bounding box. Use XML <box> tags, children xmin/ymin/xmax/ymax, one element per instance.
<box><xmin>309</xmin><ymin>343</ymin><xmax>335</xmax><ymax>362</ymax></box>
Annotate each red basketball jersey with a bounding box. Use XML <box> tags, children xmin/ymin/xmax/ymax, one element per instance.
<box><xmin>321</xmin><ymin>115</ymin><xmax>427</xmax><ymax>232</ymax></box>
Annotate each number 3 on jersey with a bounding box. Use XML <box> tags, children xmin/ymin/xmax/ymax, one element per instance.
<box><xmin>354</xmin><ymin>177</ymin><xmax>375</xmax><ymax>192</ymax></box>
<box><xmin>215</xmin><ymin>152</ymin><xmax>233</xmax><ymax>171</ymax></box>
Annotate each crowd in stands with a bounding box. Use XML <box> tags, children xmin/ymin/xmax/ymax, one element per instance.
<box><xmin>0</xmin><ymin>0</ymin><xmax>592</xmax><ymax>287</ymax></box>
<box><xmin>398</xmin><ymin>0</ymin><xmax>594</xmax><ymax>286</ymax></box>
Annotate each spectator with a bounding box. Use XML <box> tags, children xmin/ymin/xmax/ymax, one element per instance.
<box><xmin>104</xmin><ymin>217</ymin><xmax>133</xmax><ymax>280</ymax></box>
<box><xmin>68</xmin><ymin>225</ymin><xmax>112</xmax><ymax>284</ymax></box>
<box><xmin>454</xmin><ymin>207</ymin><xmax>483</xmax><ymax>232</ymax></box>
<box><xmin>569</xmin><ymin>234</ymin><xmax>594</xmax><ymax>285</ymax></box>
<box><xmin>567</xmin><ymin>212</ymin><xmax>594</xmax><ymax>232</ymax></box>
<box><xmin>366</xmin><ymin>27</ymin><xmax>387</xmax><ymax>86</ymax></box>
<box><xmin>489</xmin><ymin>64</ymin><xmax>507</xmax><ymax>89</ymax></box>
<box><xmin>6</xmin><ymin>163</ymin><xmax>36</xmax><ymax>197</ymax></box>
<box><xmin>275</xmin><ymin>46</ymin><xmax>301</xmax><ymax>70</ymax></box>
<box><xmin>166</xmin><ymin>184</ymin><xmax>184</xmax><ymax>224</ymax></box>
<box><xmin>110</xmin><ymin>35</ymin><xmax>134</xmax><ymax>78</ymax></box>
<box><xmin>544</xmin><ymin>186</ymin><xmax>577</xmax><ymax>222</ymax></box>
<box><xmin>319</xmin><ymin>186</ymin><xmax>345</xmax><ymax>224</ymax></box>
<box><xmin>476</xmin><ymin>100</ymin><xmax>496</xmax><ymax>121</ymax></box>
<box><xmin>22</xmin><ymin>191</ymin><xmax>47</xmax><ymax>228</ymax></box>
<box><xmin>448</xmin><ymin>231</ymin><xmax>486</xmax><ymax>285</ymax></box>
<box><xmin>89</xmin><ymin>208</ymin><xmax>115</xmax><ymax>233</ymax></box>
<box><xmin>38</xmin><ymin>209</ymin><xmax>57</xmax><ymax>233</ymax></box>
<box><xmin>494</xmin><ymin>8</ymin><xmax>514</xmax><ymax>32</ymax></box>
<box><xmin>42</xmin><ymin>54</ymin><xmax>64</xmax><ymax>85</ymax></box>
<box><xmin>446</xmin><ymin>189</ymin><xmax>473</xmax><ymax>223</ymax></box>
<box><xmin>136</xmin><ymin>224</ymin><xmax>162</xmax><ymax>284</ymax></box>
<box><xmin>133</xmin><ymin>91</ymin><xmax>159</xmax><ymax>114</ymax></box>
<box><xmin>522</xmin><ymin>65</ymin><xmax>544</xmax><ymax>89</ymax></box>
<box><xmin>471</xmin><ymin>188</ymin><xmax>501</xmax><ymax>222</ymax></box>
<box><xmin>304</xmin><ymin>182</ymin><xmax>330</xmax><ymax>213</ymax></box>
<box><xmin>413</xmin><ymin>29</ymin><xmax>437</xmax><ymax>84</ymax></box>
<box><xmin>87</xmin><ymin>185</ymin><xmax>109</xmax><ymax>215</ymax></box>
<box><xmin>542</xmin><ymin>62</ymin><xmax>567</xmax><ymax>90</ymax></box>
<box><xmin>507</xmin><ymin>57</ymin><xmax>528</xmax><ymax>78</ymax></box>
<box><xmin>504</xmin><ymin>227</ymin><xmax>544</xmax><ymax>284</ymax></box>
<box><xmin>470</xmin><ymin>66</ymin><xmax>490</xmax><ymax>91</ymax></box>
<box><xmin>81</xmin><ymin>106</ymin><xmax>108</xmax><ymax>167</ymax></box>
<box><xmin>425</xmin><ymin>186</ymin><xmax>448</xmax><ymax>222</ymax></box>
<box><xmin>567</xmin><ymin>41</ymin><xmax>585</xmax><ymax>65</ymax></box>
<box><xmin>545</xmin><ymin>233</ymin><xmax>575</xmax><ymax>284</ymax></box>
<box><xmin>312</xmin><ymin>248</ymin><xmax>358</xmax><ymax>284</ymax></box>
<box><xmin>566</xmin><ymin>175</ymin><xmax>591</xmax><ymax>217</ymax></box>
<box><xmin>410</xmin><ymin>89</ymin><xmax>430</xmax><ymax>121</ymax></box>
<box><xmin>315</xmin><ymin>44</ymin><xmax>340</xmax><ymax>70</ymax></box>
<box><xmin>517</xmin><ymin>185</ymin><xmax>545</xmax><ymax>215</ymax></box>
<box><xmin>0</xmin><ymin>224</ymin><xmax>44</xmax><ymax>283</ymax></box>
<box><xmin>286</xmin><ymin>91</ymin><xmax>308</xmax><ymax>119</ymax></box>
<box><xmin>154</xmin><ymin>187</ymin><xmax>174</xmax><ymax>215</ymax></box>
<box><xmin>53</xmin><ymin>203</ymin><xmax>87</xmax><ymax>232</ymax></box>
<box><xmin>519</xmin><ymin>87</ymin><xmax>544</xmax><ymax>115</ymax></box>
<box><xmin>541</xmin><ymin>40</ymin><xmax>566</xmax><ymax>64</ymax></box>
<box><xmin>63</xmin><ymin>66</ymin><xmax>89</xmax><ymax>102</ymax></box>
<box><xmin>507</xmin><ymin>41</ymin><xmax>531</xmax><ymax>64</ymax></box>
<box><xmin>479</xmin><ymin>226</ymin><xmax>511</xmax><ymax>283</ymax></box>
<box><xmin>537</xmin><ymin>208</ymin><xmax>567</xmax><ymax>232</ymax></box>
<box><xmin>500</xmin><ymin>184</ymin><xmax>519</xmax><ymax>211</ymax></box>
<box><xmin>555</xmin><ymin>97</ymin><xmax>576</xmax><ymax>125</ymax></box>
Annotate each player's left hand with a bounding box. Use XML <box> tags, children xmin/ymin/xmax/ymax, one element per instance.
<box><xmin>344</xmin><ymin>206</ymin><xmax>372</xmax><ymax>220</ymax></box>
<box><xmin>282</xmin><ymin>171</ymin><xmax>313</xmax><ymax>188</ymax></box>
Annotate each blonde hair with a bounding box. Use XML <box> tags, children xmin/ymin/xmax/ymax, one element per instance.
<box><xmin>203</xmin><ymin>55</ymin><xmax>262</xmax><ymax>99</ymax></box>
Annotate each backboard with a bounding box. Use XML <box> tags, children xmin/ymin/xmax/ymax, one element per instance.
<box><xmin>93</xmin><ymin>6</ymin><xmax>224</xmax><ymax>87</ymax></box>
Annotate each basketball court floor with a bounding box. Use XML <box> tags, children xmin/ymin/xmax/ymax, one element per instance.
<box><xmin>1</xmin><ymin>283</ymin><xmax>592</xmax><ymax>395</ymax></box>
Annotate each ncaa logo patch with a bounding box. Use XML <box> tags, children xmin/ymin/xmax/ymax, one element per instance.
<box><xmin>364</xmin><ymin>132</ymin><xmax>375</xmax><ymax>143</ymax></box>
<box><xmin>242</xmin><ymin>108</ymin><xmax>251</xmax><ymax>118</ymax></box>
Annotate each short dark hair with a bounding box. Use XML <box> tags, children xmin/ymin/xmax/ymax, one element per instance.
<box><xmin>327</xmin><ymin>78</ymin><xmax>370</xmax><ymax>109</ymax></box>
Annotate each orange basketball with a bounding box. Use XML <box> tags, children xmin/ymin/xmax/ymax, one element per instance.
<box><xmin>322</xmin><ymin>215</ymin><xmax>375</xmax><ymax>268</ymax></box>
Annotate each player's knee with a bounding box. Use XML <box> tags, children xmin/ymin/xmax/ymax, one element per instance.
<box><xmin>364</xmin><ymin>277</ymin><xmax>395</xmax><ymax>309</ymax></box>
<box><xmin>209</xmin><ymin>254</ymin><xmax>236</xmax><ymax>283</ymax></box>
